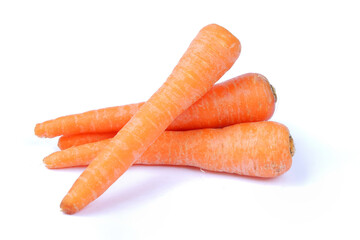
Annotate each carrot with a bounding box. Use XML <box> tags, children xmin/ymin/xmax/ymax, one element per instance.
<box><xmin>35</xmin><ymin>73</ymin><xmax>276</xmax><ymax>138</ymax></box>
<box><xmin>60</xmin><ymin>24</ymin><xmax>241</xmax><ymax>214</ymax></box>
<box><xmin>45</xmin><ymin>122</ymin><xmax>294</xmax><ymax>178</ymax></box>
<box><xmin>56</xmin><ymin>72</ymin><xmax>277</xmax><ymax>150</ymax></box>
<box><xmin>58</xmin><ymin>132</ymin><xmax>116</xmax><ymax>150</ymax></box>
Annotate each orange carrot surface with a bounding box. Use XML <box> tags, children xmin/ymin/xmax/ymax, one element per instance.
<box><xmin>60</xmin><ymin>24</ymin><xmax>241</xmax><ymax>214</ymax></box>
<box><xmin>36</xmin><ymin>73</ymin><xmax>276</xmax><ymax>138</ymax></box>
<box><xmin>58</xmin><ymin>132</ymin><xmax>117</xmax><ymax>150</ymax></box>
<box><xmin>45</xmin><ymin>122</ymin><xmax>294</xmax><ymax>178</ymax></box>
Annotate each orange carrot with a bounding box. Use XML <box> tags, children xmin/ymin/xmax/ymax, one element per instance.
<box><xmin>56</xmin><ymin>73</ymin><xmax>276</xmax><ymax>150</ymax></box>
<box><xmin>60</xmin><ymin>24</ymin><xmax>241</xmax><ymax>214</ymax></box>
<box><xmin>58</xmin><ymin>132</ymin><xmax>116</xmax><ymax>150</ymax></box>
<box><xmin>45</xmin><ymin>122</ymin><xmax>294</xmax><ymax>178</ymax></box>
<box><xmin>35</xmin><ymin>73</ymin><xmax>276</xmax><ymax>138</ymax></box>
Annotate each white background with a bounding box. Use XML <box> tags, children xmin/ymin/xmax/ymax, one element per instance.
<box><xmin>1</xmin><ymin>0</ymin><xmax>359</xmax><ymax>239</ymax></box>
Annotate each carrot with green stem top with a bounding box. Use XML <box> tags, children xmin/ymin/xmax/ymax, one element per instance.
<box><xmin>45</xmin><ymin>122</ymin><xmax>294</xmax><ymax>177</ymax></box>
<box><xmin>60</xmin><ymin>24</ymin><xmax>241</xmax><ymax>214</ymax></box>
<box><xmin>35</xmin><ymin>73</ymin><xmax>276</xmax><ymax>138</ymax></box>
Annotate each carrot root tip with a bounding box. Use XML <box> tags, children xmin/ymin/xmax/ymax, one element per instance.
<box><xmin>60</xmin><ymin>201</ymin><xmax>77</xmax><ymax>215</ymax></box>
<box><xmin>60</xmin><ymin>208</ymin><xmax>72</xmax><ymax>215</ymax></box>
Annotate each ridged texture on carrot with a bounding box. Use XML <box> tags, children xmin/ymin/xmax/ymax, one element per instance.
<box><xmin>58</xmin><ymin>132</ymin><xmax>116</xmax><ymax>150</ymax></box>
<box><xmin>60</xmin><ymin>24</ymin><xmax>241</xmax><ymax>214</ymax></box>
<box><xmin>45</xmin><ymin>122</ymin><xmax>293</xmax><ymax>178</ymax></box>
<box><xmin>37</xmin><ymin>72</ymin><xmax>275</xmax><ymax>138</ymax></box>
<box><xmin>35</xmin><ymin>103</ymin><xmax>142</xmax><ymax>138</ymax></box>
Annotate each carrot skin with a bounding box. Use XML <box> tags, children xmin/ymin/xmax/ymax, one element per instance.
<box><xmin>37</xmin><ymin>72</ymin><xmax>275</xmax><ymax>138</ymax></box>
<box><xmin>35</xmin><ymin>103</ymin><xmax>142</xmax><ymax>138</ymax></box>
<box><xmin>58</xmin><ymin>132</ymin><xmax>117</xmax><ymax>150</ymax></box>
<box><xmin>45</xmin><ymin>122</ymin><xmax>293</xmax><ymax>178</ymax></box>
<box><xmin>60</xmin><ymin>24</ymin><xmax>241</xmax><ymax>214</ymax></box>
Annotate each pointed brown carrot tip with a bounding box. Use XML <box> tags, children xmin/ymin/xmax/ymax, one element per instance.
<box><xmin>289</xmin><ymin>134</ymin><xmax>295</xmax><ymax>157</ymax></box>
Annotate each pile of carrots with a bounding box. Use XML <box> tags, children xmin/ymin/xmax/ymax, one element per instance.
<box><xmin>35</xmin><ymin>24</ymin><xmax>295</xmax><ymax>214</ymax></box>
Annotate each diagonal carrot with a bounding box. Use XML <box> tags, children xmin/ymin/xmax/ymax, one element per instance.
<box><xmin>60</xmin><ymin>24</ymin><xmax>241</xmax><ymax>214</ymax></box>
<box><xmin>45</xmin><ymin>121</ymin><xmax>294</xmax><ymax>178</ymax></box>
<box><xmin>35</xmin><ymin>73</ymin><xmax>276</xmax><ymax>138</ymax></box>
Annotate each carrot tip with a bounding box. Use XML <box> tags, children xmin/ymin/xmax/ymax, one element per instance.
<box><xmin>34</xmin><ymin>123</ymin><xmax>45</xmax><ymax>137</ymax></box>
<box><xmin>60</xmin><ymin>201</ymin><xmax>76</xmax><ymax>215</ymax></box>
<box><xmin>60</xmin><ymin>208</ymin><xmax>73</xmax><ymax>215</ymax></box>
<box><xmin>43</xmin><ymin>157</ymin><xmax>51</xmax><ymax>168</ymax></box>
<box><xmin>289</xmin><ymin>134</ymin><xmax>295</xmax><ymax>157</ymax></box>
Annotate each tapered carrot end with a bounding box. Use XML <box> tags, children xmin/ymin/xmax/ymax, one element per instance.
<box><xmin>43</xmin><ymin>156</ymin><xmax>54</xmax><ymax>169</ymax></box>
<box><xmin>34</xmin><ymin>123</ymin><xmax>45</xmax><ymax>137</ymax></box>
<box><xmin>60</xmin><ymin>197</ymin><xmax>78</xmax><ymax>215</ymax></box>
<box><xmin>43</xmin><ymin>162</ymin><xmax>51</xmax><ymax>169</ymax></box>
<box><xmin>60</xmin><ymin>175</ymin><xmax>95</xmax><ymax>214</ymax></box>
<box><xmin>43</xmin><ymin>151</ymin><xmax>61</xmax><ymax>169</ymax></box>
<box><xmin>60</xmin><ymin>205</ymin><xmax>76</xmax><ymax>215</ymax></box>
